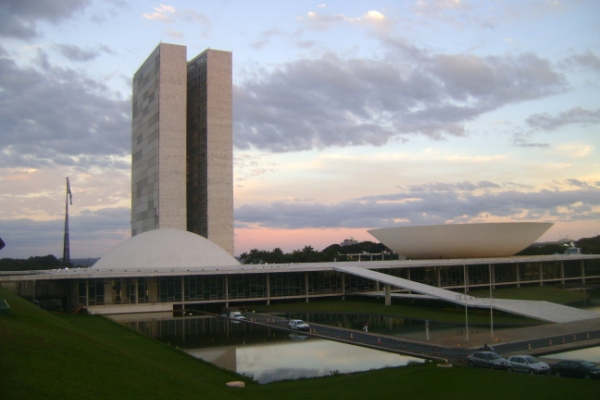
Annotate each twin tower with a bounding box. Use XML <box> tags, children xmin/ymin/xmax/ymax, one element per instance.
<box><xmin>131</xmin><ymin>43</ymin><xmax>234</xmax><ymax>255</ymax></box>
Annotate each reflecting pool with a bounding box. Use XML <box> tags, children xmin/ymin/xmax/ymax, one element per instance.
<box><xmin>115</xmin><ymin>313</ymin><xmax>422</xmax><ymax>384</ymax></box>
<box><xmin>188</xmin><ymin>336</ymin><xmax>421</xmax><ymax>383</ymax></box>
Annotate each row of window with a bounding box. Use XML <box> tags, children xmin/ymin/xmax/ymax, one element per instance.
<box><xmin>78</xmin><ymin>262</ymin><xmax>596</xmax><ymax>306</ymax></box>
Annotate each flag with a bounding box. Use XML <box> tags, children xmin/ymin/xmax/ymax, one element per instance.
<box><xmin>67</xmin><ymin>177</ymin><xmax>73</xmax><ymax>205</ymax></box>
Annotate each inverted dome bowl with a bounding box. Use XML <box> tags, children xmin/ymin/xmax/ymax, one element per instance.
<box><xmin>368</xmin><ymin>222</ymin><xmax>553</xmax><ymax>259</ymax></box>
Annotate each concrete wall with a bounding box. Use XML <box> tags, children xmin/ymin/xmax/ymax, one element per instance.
<box><xmin>205</xmin><ymin>50</ymin><xmax>234</xmax><ymax>256</ymax></box>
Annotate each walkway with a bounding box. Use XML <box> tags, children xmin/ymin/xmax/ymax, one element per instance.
<box><xmin>334</xmin><ymin>265</ymin><xmax>599</xmax><ymax>323</ymax></box>
<box><xmin>243</xmin><ymin>312</ymin><xmax>600</xmax><ymax>365</ymax></box>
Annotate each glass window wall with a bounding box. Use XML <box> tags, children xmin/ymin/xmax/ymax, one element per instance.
<box><xmin>270</xmin><ymin>272</ymin><xmax>305</xmax><ymax>297</ymax></box>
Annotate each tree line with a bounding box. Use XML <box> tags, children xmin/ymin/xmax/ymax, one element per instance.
<box><xmin>1</xmin><ymin>236</ymin><xmax>598</xmax><ymax>271</ymax></box>
<box><xmin>238</xmin><ymin>241</ymin><xmax>395</xmax><ymax>264</ymax></box>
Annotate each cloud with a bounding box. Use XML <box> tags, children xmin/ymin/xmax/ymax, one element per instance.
<box><xmin>0</xmin><ymin>48</ymin><xmax>130</xmax><ymax>169</ymax></box>
<box><xmin>0</xmin><ymin>0</ymin><xmax>91</xmax><ymax>39</ymax></box>
<box><xmin>297</xmin><ymin>10</ymin><xmax>391</xmax><ymax>31</ymax></box>
<box><xmin>561</xmin><ymin>51</ymin><xmax>600</xmax><ymax>72</ymax></box>
<box><xmin>55</xmin><ymin>44</ymin><xmax>112</xmax><ymax>62</ymax></box>
<box><xmin>414</xmin><ymin>0</ymin><xmax>469</xmax><ymax>16</ymax></box>
<box><xmin>142</xmin><ymin>4</ymin><xmax>211</xmax><ymax>36</ymax></box>
<box><xmin>234</xmin><ymin>179</ymin><xmax>600</xmax><ymax>230</ymax></box>
<box><xmin>234</xmin><ymin>49</ymin><xmax>565</xmax><ymax>152</ymax></box>
<box><xmin>143</xmin><ymin>4</ymin><xmax>176</xmax><ymax>22</ymax></box>
<box><xmin>250</xmin><ymin>29</ymin><xmax>285</xmax><ymax>49</ymax></box>
<box><xmin>526</xmin><ymin>107</ymin><xmax>600</xmax><ymax>131</ymax></box>
<box><xmin>0</xmin><ymin>207</ymin><xmax>130</xmax><ymax>258</ymax></box>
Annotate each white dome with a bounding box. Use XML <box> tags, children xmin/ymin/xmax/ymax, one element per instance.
<box><xmin>93</xmin><ymin>229</ymin><xmax>239</xmax><ymax>269</ymax></box>
<box><xmin>368</xmin><ymin>222</ymin><xmax>553</xmax><ymax>259</ymax></box>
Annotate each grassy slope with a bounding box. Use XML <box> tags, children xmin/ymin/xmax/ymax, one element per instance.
<box><xmin>1</xmin><ymin>285</ymin><xmax>598</xmax><ymax>400</ymax></box>
<box><xmin>0</xmin><ymin>287</ymin><xmax>248</xmax><ymax>400</ymax></box>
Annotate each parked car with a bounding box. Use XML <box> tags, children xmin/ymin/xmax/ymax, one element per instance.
<box><xmin>507</xmin><ymin>355</ymin><xmax>550</xmax><ymax>374</ymax></box>
<box><xmin>551</xmin><ymin>359</ymin><xmax>600</xmax><ymax>379</ymax></box>
<box><xmin>220</xmin><ymin>309</ymin><xmax>246</xmax><ymax>323</ymax></box>
<box><xmin>467</xmin><ymin>351</ymin><xmax>508</xmax><ymax>370</ymax></box>
<box><xmin>288</xmin><ymin>319</ymin><xmax>310</xmax><ymax>332</ymax></box>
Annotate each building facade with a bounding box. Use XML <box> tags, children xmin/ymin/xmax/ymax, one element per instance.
<box><xmin>131</xmin><ymin>43</ymin><xmax>188</xmax><ymax>235</ymax></box>
<box><xmin>4</xmin><ymin>255</ymin><xmax>600</xmax><ymax>315</ymax></box>
<box><xmin>131</xmin><ymin>44</ymin><xmax>234</xmax><ymax>255</ymax></box>
<box><xmin>186</xmin><ymin>50</ymin><xmax>233</xmax><ymax>255</ymax></box>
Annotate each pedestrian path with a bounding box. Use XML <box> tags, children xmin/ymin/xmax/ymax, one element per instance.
<box><xmin>334</xmin><ymin>265</ymin><xmax>599</xmax><ymax>323</ymax></box>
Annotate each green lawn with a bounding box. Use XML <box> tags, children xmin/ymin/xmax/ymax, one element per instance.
<box><xmin>1</xmin><ymin>286</ymin><xmax>598</xmax><ymax>400</ymax></box>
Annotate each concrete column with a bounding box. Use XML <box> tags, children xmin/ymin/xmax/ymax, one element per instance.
<box><xmin>85</xmin><ymin>280</ymin><xmax>89</xmax><ymax>307</ymax></box>
<box><xmin>305</xmin><ymin>272</ymin><xmax>309</xmax><ymax>303</ymax></box>
<box><xmin>491</xmin><ymin>264</ymin><xmax>496</xmax><ymax>290</ymax></box>
<box><xmin>341</xmin><ymin>273</ymin><xmax>346</xmax><ymax>301</ymax></box>
<box><xmin>266</xmin><ymin>274</ymin><xmax>270</xmax><ymax>305</ymax></box>
<box><xmin>516</xmin><ymin>264</ymin><xmax>520</xmax><ymax>288</ymax></box>
<box><xmin>384</xmin><ymin>284</ymin><xmax>391</xmax><ymax>306</ymax></box>
<box><xmin>539</xmin><ymin>263</ymin><xmax>544</xmax><ymax>286</ymax></box>
<box><xmin>181</xmin><ymin>277</ymin><xmax>185</xmax><ymax>303</ymax></box>
<box><xmin>224</xmin><ymin>275</ymin><xmax>229</xmax><ymax>308</ymax></box>
<box><xmin>135</xmin><ymin>278</ymin><xmax>138</xmax><ymax>304</ymax></box>
<box><xmin>436</xmin><ymin>267</ymin><xmax>441</xmax><ymax>287</ymax></box>
<box><xmin>561</xmin><ymin>261</ymin><xmax>565</xmax><ymax>285</ymax></box>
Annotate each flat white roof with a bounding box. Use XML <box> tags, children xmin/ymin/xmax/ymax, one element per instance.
<box><xmin>1</xmin><ymin>254</ymin><xmax>599</xmax><ymax>282</ymax></box>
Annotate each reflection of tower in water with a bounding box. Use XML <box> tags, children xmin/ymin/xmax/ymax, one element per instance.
<box><xmin>119</xmin><ymin>314</ymin><xmax>295</xmax><ymax>373</ymax></box>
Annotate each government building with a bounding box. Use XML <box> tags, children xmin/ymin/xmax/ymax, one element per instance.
<box><xmin>1</xmin><ymin>44</ymin><xmax>599</xmax><ymax>322</ymax></box>
<box><xmin>131</xmin><ymin>43</ymin><xmax>233</xmax><ymax>255</ymax></box>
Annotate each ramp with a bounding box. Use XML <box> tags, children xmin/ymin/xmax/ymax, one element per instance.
<box><xmin>334</xmin><ymin>265</ymin><xmax>598</xmax><ymax>323</ymax></box>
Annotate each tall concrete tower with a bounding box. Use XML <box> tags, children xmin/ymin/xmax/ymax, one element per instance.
<box><xmin>187</xmin><ymin>49</ymin><xmax>234</xmax><ymax>256</ymax></box>
<box><xmin>131</xmin><ymin>43</ymin><xmax>234</xmax><ymax>255</ymax></box>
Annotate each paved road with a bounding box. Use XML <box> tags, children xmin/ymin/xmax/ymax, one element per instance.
<box><xmin>242</xmin><ymin>313</ymin><xmax>600</xmax><ymax>365</ymax></box>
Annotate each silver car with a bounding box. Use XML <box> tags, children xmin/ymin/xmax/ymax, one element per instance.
<box><xmin>467</xmin><ymin>351</ymin><xmax>508</xmax><ymax>370</ymax></box>
<box><xmin>288</xmin><ymin>319</ymin><xmax>310</xmax><ymax>332</ymax></box>
<box><xmin>507</xmin><ymin>355</ymin><xmax>550</xmax><ymax>374</ymax></box>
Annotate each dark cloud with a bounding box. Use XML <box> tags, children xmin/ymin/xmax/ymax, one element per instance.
<box><xmin>234</xmin><ymin>49</ymin><xmax>565</xmax><ymax>152</ymax></box>
<box><xmin>0</xmin><ymin>0</ymin><xmax>91</xmax><ymax>39</ymax></box>
<box><xmin>235</xmin><ymin>180</ymin><xmax>600</xmax><ymax>229</ymax></box>
<box><xmin>525</xmin><ymin>107</ymin><xmax>600</xmax><ymax>131</ymax></box>
<box><xmin>563</xmin><ymin>51</ymin><xmax>600</xmax><ymax>72</ymax></box>
<box><xmin>0</xmin><ymin>49</ymin><xmax>130</xmax><ymax>169</ymax></box>
<box><xmin>55</xmin><ymin>44</ymin><xmax>111</xmax><ymax>62</ymax></box>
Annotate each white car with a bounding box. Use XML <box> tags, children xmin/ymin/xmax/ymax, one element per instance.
<box><xmin>507</xmin><ymin>355</ymin><xmax>550</xmax><ymax>374</ymax></box>
<box><xmin>288</xmin><ymin>319</ymin><xmax>310</xmax><ymax>332</ymax></box>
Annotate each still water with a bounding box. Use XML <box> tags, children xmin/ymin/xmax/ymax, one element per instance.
<box><xmin>546</xmin><ymin>294</ymin><xmax>600</xmax><ymax>363</ymax></box>
<box><xmin>188</xmin><ymin>337</ymin><xmax>420</xmax><ymax>383</ymax></box>
<box><xmin>115</xmin><ymin>313</ymin><xmax>421</xmax><ymax>384</ymax></box>
<box><xmin>115</xmin><ymin>291</ymin><xmax>600</xmax><ymax>383</ymax></box>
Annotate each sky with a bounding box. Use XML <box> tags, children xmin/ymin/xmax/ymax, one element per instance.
<box><xmin>1</xmin><ymin>0</ymin><xmax>599</xmax><ymax>259</ymax></box>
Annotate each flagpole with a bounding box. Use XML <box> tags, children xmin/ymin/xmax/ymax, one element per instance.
<box><xmin>63</xmin><ymin>177</ymin><xmax>72</xmax><ymax>267</ymax></box>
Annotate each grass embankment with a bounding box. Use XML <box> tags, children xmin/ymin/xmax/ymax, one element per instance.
<box><xmin>1</xmin><ymin>286</ymin><xmax>598</xmax><ymax>400</ymax></box>
<box><xmin>256</xmin><ymin>286</ymin><xmax>589</xmax><ymax>326</ymax></box>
